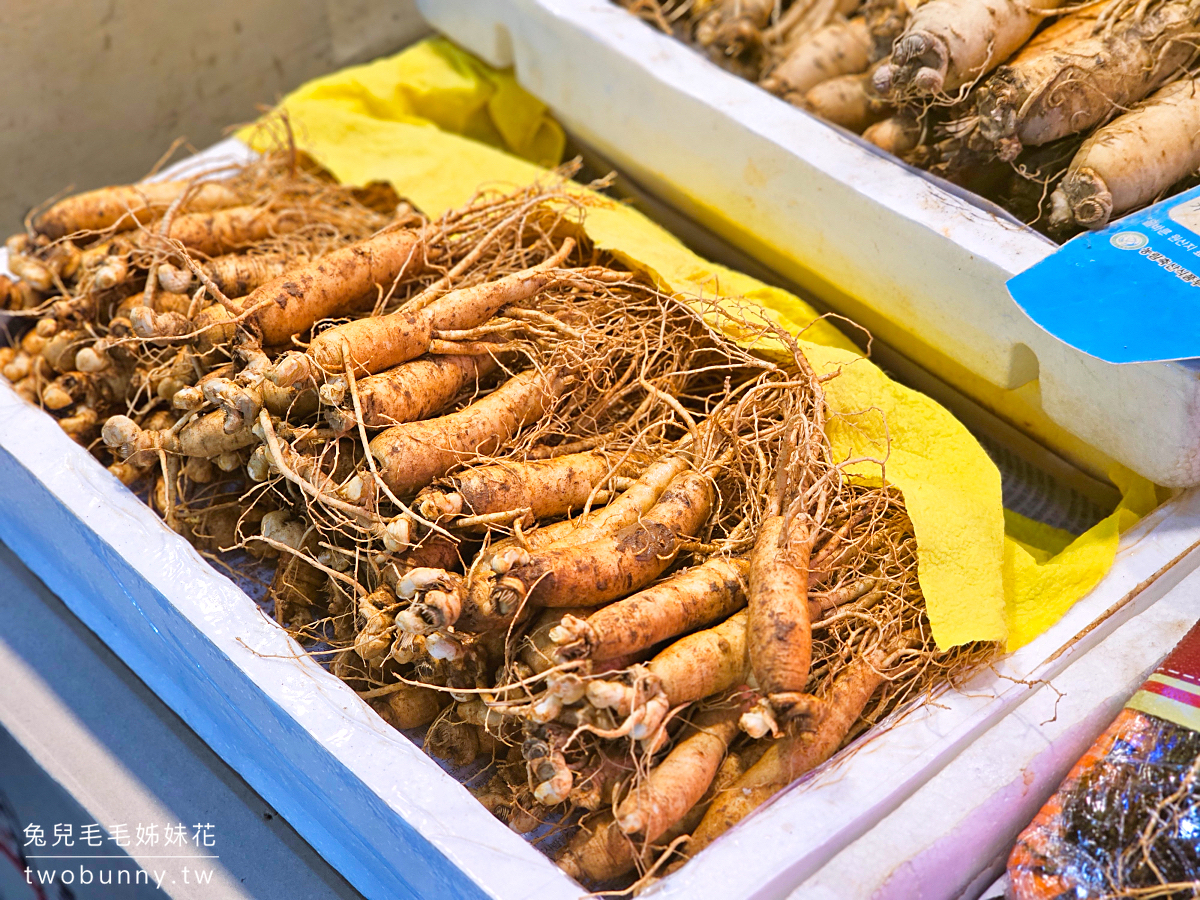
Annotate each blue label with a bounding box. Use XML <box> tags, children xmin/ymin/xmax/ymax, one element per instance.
<box><xmin>1007</xmin><ymin>186</ymin><xmax>1200</xmax><ymax>363</ymax></box>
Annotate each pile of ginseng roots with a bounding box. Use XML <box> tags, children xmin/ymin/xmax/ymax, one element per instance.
<box><xmin>620</xmin><ymin>0</ymin><xmax>1200</xmax><ymax>237</ymax></box>
<box><xmin>0</xmin><ymin>144</ymin><xmax>994</xmax><ymax>890</ymax></box>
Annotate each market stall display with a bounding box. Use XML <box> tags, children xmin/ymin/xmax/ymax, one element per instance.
<box><xmin>0</xmin><ymin>38</ymin><xmax>1194</xmax><ymax>900</ymax></box>
<box><xmin>0</xmin><ymin>127</ymin><xmax>997</xmax><ymax>888</ymax></box>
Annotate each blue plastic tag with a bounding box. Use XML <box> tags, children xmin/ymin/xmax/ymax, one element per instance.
<box><xmin>1007</xmin><ymin>186</ymin><xmax>1200</xmax><ymax>363</ymax></box>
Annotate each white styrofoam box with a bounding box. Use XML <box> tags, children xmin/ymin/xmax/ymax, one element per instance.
<box><xmin>416</xmin><ymin>0</ymin><xmax>1200</xmax><ymax>488</ymax></box>
<box><xmin>5</xmin><ymin>141</ymin><xmax>1200</xmax><ymax>900</ymax></box>
<box><xmin>4</xmin><ymin>366</ymin><xmax>1200</xmax><ymax>900</ymax></box>
<box><xmin>796</xmin><ymin>552</ymin><xmax>1200</xmax><ymax>900</ymax></box>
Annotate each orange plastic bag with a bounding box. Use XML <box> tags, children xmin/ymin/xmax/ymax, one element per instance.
<box><xmin>1010</xmin><ymin>620</ymin><xmax>1200</xmax><ymax>898</ymax></box>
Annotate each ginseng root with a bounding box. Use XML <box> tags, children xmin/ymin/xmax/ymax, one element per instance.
<box><xmin>476</xmin><ymin>450</ymin><xmax>693</xmax><ymax>574</ymax></box>
<box><xmin>747</xmin><ymin>514</ymin><xmax>814</xmax><ymax>725</ymax></box>
<box><xmin>550</xmin><ymin>556</ymin><xmax>748</xmax><ymax>662</ymax></box>
<box><xmin>972</xmin><ymin>3</ymin><xmax>1192</xmax><ymax>160</ymax></box>
<box><xmin>7</xmin><ymin>253</ymin><xmax>54</xmax><ymax>292</ymax></box>
<box><xmin>554</xmin><ymin>798</ymin><xmax>714</xmax><ymax>886</ymax></box>
<box><xmin>555</xmin><ymin>712</ymin><xmax>755</xmax><ymax>885</ymax></box>
<box><xmin>769</xmin><ymin>0</ymin><xmax>866</xmax><ymax>50</ymax></box>
<box><xmin>102</xmin><ymin>410</ymin><xmax>256</xmax><ymax>463</ymax></box>
<box><xmin>762</xmin><ymin>18</ymin><xmax>873</xmax><ymax>100</ymax></box>
<box><xmin>416</xmin><ymin>449</ymin><xmax>639</xmax><ymax>526</ymax></box>
<box><xmin>138</xmin><ymin>205</ymin><xmax>304</xmax><ymax>258</ymax></box>
<box><xmin>520</xmin><ymin>607</ymin><xmax>594</xmax><ymax>674</ymax></box>
<box><xmin>558</xmin><ymin>789</ymin><xmax>707</xmax><ymax>885</ymax></box>
<box><xmin>494</xmin><ymin>469</ymin><xmax>715</xmax><ymax>609</ymax></box>
<box><xmin>426</xmin><ymin>716</ymin><xmax>484</xmax><ymax>766</ymax></box>
<box><xmin>348</xmin><ymin>354</ymin><xmax>499</xmax><ymax>430</ymax></box>
<box><xmin>159</xmin><ymin>251</ymin><xmax>308</xmax><ymax>298</ymax></box>
<box><xmin>235</xmin><ymin>228</ymin><xmax>429</xmax><ymax>344</ymax></box>
<box><xmin>615</xmin><ymin>704</ymin><xmax>742</xmax><ymax>841</ymax></box>
<box><xmin>686</xmin><ymin>646</ymin><xmax>887</xmax><ymax>854</ymax></box>
<box><xmin>1049</xmin><ymin>76</ymin><xmax>1200</xmax><ymax>230</ymax></box>
<box><xmin>862</xmin><ymin>0</ymin><xmax>921</xmax><ymax>59</ymax></box>
<box><xmin>269</xmin><ymin>544</ymin><xmax>325</xmax><ymax>628</ymax></box>
<box><xmin>555</xmin><ymin>812</ymin><xmax>639</xmax><ymax>885</ymax></box>
<box><xmin>304</xmin><ymin>238</ymin><xmax>574</xmax><ymax>375</ymax></box>
<box><xmin>802</xmin><ymin>67</ymin><xmax>891</xmax><ymax>132</ymax></box>
<box><xmin>649</xmin><ymin>608</ymin><xmax>748</xmax><ymax>706</ymax></box>
<box><xmin>862</xmin><ymin>114</ymin><xmax>923</xmax><ymax>155</ymax></box>
<box><xmin>695</xmin><ymin>0</ymin><xmax>776</xmax><ymax>51</ymax></box>
<box><xmin>873</xmin><ymin>0</ymin><xmax>1064</xmax><ymax>97</ymax></box>
<box><xmin>369</xmin><ymin>368</ymin><xmax>565</xmax><ymax>497</ymax></box>
<box><xmin>34</xmin><ymin>180</ymin><xmax>241</xmax><ymax>240</ymax></box>
<box><xmin>371</xmin><ymin>683</ymin><xmax>447</xmax><ymax>730</ymax></box>
<box><xmin>0</xmin><ymin>275</ymin><xmax>40</xmax><ymax>311</ymax></box>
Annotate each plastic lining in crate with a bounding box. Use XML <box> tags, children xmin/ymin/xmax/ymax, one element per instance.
<box><xmin>417</xmin><ymin>0</ymin><xmax>1200</xmax><ymax>488</ymax></box>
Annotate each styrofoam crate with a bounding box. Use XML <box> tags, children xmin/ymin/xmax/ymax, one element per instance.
<box><xmin>417</xmin><ymin>0</ymin><xmax>1200</xmax><ymax>488</ymax></box>
<box><xmin>6</xmin><ymin>140</ymin><xmax>1200</xmax><ymax>900</ymax></box>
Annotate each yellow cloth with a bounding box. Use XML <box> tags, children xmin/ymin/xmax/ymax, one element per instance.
<box><xmin>241</xmin><ymin>37</ymin><xmax>1152</xmax><ymax>651</ymax></box>
<box><xmin>1003</xmin><ymin>467</ymin><xmax>1160</xmax><ymax>649</ymax></box>
<box><xmin>808</xmin><ymin>347</ymin><xmax>1009</xmax><ymax>645</ymax></box>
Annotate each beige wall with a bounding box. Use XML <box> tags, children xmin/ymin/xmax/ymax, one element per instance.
<box><xmin>0</xmin><ymin>0</ymin><xmax>428</xmax><ymax>231</ymax></box>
